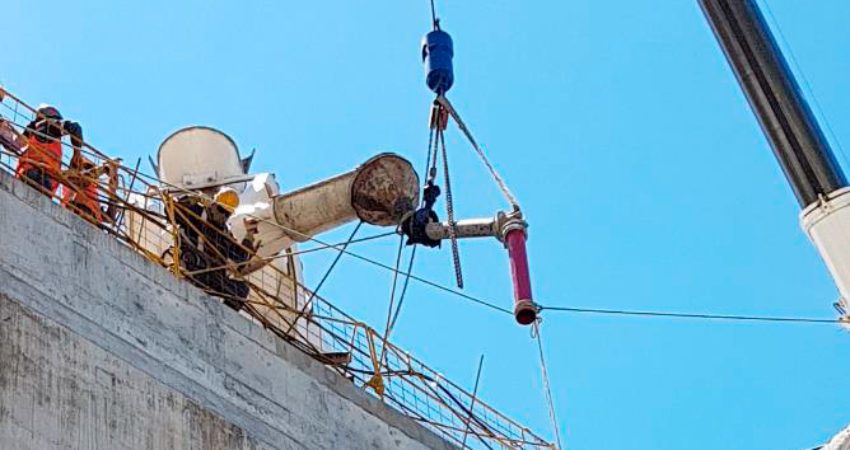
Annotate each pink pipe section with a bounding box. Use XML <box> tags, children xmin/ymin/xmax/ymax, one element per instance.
<box><xmin>505</xmin><ymin>228</ymin><xmax>537</xmax><ymax>325</ymax></box>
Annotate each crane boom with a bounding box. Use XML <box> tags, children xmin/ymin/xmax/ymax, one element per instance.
<box><xmin>698</xmin><ymin>0</ymin><xmax>846</xmax><ymax>207</ymax></box>
<box><xmin>700</xmin><ymin>0</ymin><xmax>850</xmax><ymax>315</ymax></box>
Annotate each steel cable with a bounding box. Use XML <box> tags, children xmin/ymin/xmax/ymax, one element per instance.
<box><xmin>539</xmin><ymin>305</ymin><xmax>839</xmax><ymax>324</ymax></box>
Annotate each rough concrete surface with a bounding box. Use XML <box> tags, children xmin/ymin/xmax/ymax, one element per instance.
<box><xmin>0</xmin><ymin>170</ymin><xmax>455</xmax><ymax>450</ymax></box>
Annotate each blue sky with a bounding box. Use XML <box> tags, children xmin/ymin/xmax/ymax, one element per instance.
<box><xmin>4</xmin><ymin>0</ymin><xmax>850</xmax><ymax>448</ymax></box>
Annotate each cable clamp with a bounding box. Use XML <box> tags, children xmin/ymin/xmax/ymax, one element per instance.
<box><xmin>817</xmin><ymin>193</ymin><xmax>833</xmax><ymax>212</ymax></box>
<box><xmin>834</xmin><ymin>297</ymin><xmax>850</xmax><ymax>329</ymax></box>
<box><xmin>428</xmin><ymin>101</ymin><xmax>448</xmax><ymax>131</ymax></box>
<box><xmin>495</xmin><ymin>209</ymin><xmax>527</xmax><ymax>244</ymax></box>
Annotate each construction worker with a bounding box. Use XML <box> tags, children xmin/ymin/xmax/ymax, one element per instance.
<box><xmin>15</xmin><ymin>105</ymin><xmax>83</xmax><ymax>195</ymax></box>
<box><xmin>174</xmin><ymin>187</ymin><xmax>252</xmax><ymax>310</ymax></box>
<box><xmin>62</xmin><ymin>148</ymin><xmax>120</xmax><ymax>225</ymax></box>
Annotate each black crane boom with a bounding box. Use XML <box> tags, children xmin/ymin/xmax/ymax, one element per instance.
<box><xmin>698</xmin><ymin>0</ymin><xmax>846</xmax><ymax>207</ymax></box>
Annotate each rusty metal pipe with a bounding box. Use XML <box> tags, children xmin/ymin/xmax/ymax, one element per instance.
<box><xmin>272</xmin><ymin>153</ymin><xmax>419</xmax><ymax>242</ymax></box>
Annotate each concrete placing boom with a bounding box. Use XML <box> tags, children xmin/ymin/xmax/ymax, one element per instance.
<box><xmin>698</xmin><ymin>0</ymin><xmax>850</xmax><ymax>315</ymax></box>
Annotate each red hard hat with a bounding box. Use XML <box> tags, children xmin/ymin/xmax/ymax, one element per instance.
<box><xmin>37</xmin><ymin>104</ymin><xmax>62</xmax><ymax>121</ymax></box>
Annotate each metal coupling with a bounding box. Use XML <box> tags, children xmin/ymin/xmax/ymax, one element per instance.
<box><xmin>495</xmin><ymin>209</ymin><xmax>527</xmax><ymax>245</ymax></box>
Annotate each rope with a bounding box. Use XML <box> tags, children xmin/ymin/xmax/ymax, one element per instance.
<box><xmin>284</xmin><ymin>221</ymin><xmax>362</xmax><ymax>334</ymax></box>
<box><xmin>539</xmin><ymin>305</ymin><xmax>840</xmax><ymax>324</ymax></box>
<box><xmin>436</xmin><ymin>95</ymin><xmax>519</xmax><ymax>209</ymax></box>
<box><xmin>378</xmin><ymin>235</ymin><xmax>407</xmax><ymax>371</ymax></box>
<box><xmin>339</xmin><ymin>248</ymin><xmax>512</xmax><ymax>315</ymax></box>
<box><xmin>389</xmin><ymin>245</ymin><xmax>418</xmax><ymax>330</ymax></box>
<box><xmin>423</xmin><ymin>125</ymin><xmax>437</xmax><ymax>187</ymax></box>
<box><xmin>534</xmin><ymin>322</ymin><xmax>564</xmax><ymax>450</ymax></box>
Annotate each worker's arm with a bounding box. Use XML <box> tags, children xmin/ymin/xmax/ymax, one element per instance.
<box><xmin>63</xmin><ymin>121</ymin><xmax>84</xmax><ymax>168</ymax></box>
<box><xmin>63</xmin><ymin>120</ymin><xmax>83</xmax><ymax>147</ymax></box>
<box><xmin>0</xmin><ymin>119</ymin><xmax>22</xmax><ymax>155</ymax></box>
<box><xmin>102</xmin><ymin>160</ymin><xmax>121</xmax><ymax>223</ymax></box>
<box><xmin>21</xmin><ymin>119</ymin><xmax>39</xmax><ymax>140</ymax></box>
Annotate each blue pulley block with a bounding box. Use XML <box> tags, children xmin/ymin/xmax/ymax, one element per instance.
<box><xmin>422</xmin><ymin>29</ymin><xmax>454</xmax><ymax>95</ymax></box>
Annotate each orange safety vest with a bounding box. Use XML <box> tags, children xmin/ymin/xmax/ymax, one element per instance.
<box><xmin>63</xmin><ymin>178</ymin><xmax>103</xmax><ymax>224</ymax></box>
<box><xmin>15</xmin><ymin>136</ymin><xmax>62</xmax><ymax>193</ymax></box>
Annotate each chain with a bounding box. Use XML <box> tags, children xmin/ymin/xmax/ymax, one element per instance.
<box><xmin>439</xmin><ymin>128</ymin><xmax>464</xmax><ymax>288</ymax></box>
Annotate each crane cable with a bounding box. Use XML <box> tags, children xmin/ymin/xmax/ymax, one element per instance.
<box><xmin>378</xmin><ymin>235</ymin><xmax>407</xmax><ymax>371</ymax></box>
<box><xmin>533</xmin><ymin>322</ymin><xmax>564</xmax><ymax>450</ymax></box>
<box><xmin>389</xmin><ymin>245</ymin><xmax>418</xmax><ymax>330</ymax></box>
<box><xmin>284</xmin><ymin>221</ymin><xmax>362</xmax><ymax>335</ymax></box>
<box><xmin>436</xmin><ymin>95</ymin><xmax>520</xmax><ymax>210</ymax></box>
<box><xmin>538</xmin><ymin>305</ymin><xmax>840</xmax><ymax>324</ymax></box>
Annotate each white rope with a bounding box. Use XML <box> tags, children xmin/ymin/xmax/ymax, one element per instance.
<box><xmin>534</xmin><ymin>322</ymin><xmax>564</xmax><ymax>450</ymax></box>
<box><xmin>436</xmin><ymin>95</ymin><xmax>520</xmax><ymax>209</ymax></box>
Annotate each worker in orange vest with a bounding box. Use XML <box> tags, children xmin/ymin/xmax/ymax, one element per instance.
<box><xmin>15</xmin><ymin>105</ymin><xmax>83</xmax><ymax>195</ymax></box>
<box><xmin>63</xmin><ymin>149</ymin><xmax>119</xmax><ymax>225</ymax></box>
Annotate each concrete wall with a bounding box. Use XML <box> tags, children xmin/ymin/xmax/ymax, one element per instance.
<box><xmin>0</xmin><ymin>170</ymin><xmax>455</xmax><ymax>450</ymax></box>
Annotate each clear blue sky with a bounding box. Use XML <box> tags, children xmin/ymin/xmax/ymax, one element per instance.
<box><xmin>4</xmin><ymin>0</ymin><xmax>850</xmax><ymax>448</ymax></box>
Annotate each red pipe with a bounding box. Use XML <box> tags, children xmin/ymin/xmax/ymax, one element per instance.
<box><xmin>505</xmin><ymin>227</ymin><xmax>537</xmax><ymax>325</ymax></box>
